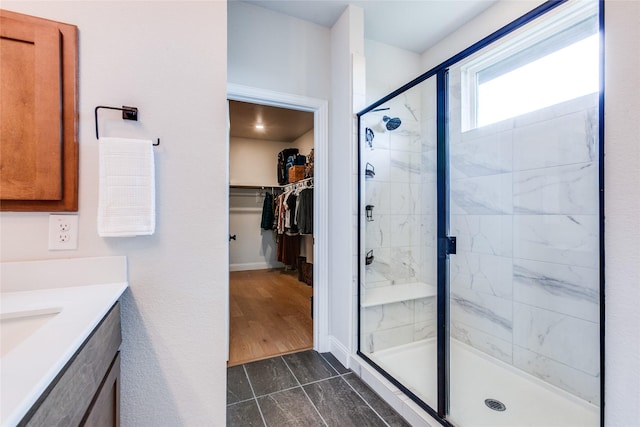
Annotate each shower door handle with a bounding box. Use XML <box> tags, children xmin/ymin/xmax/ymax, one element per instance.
<box><xmin>446</xmin><ymin>236</ymin><xmax>456</xmax><ymax>255</ymax></box>
<box><xmin>439</xmin><ymin>236</ymin><xmax>456</xmax><ymax>256</ymax></box>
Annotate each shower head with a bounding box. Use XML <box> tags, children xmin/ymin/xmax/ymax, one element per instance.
<box><xmin>383</xmin><ymin>115</ymin><xmax>401</xmax><ymax>131</ymax></box>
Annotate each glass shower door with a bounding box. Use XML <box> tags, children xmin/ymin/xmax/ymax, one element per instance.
<box><xmin>446</xmin><ymin>1</ymin><xmax>601</xmax><ymax>426</ymax></box>
<box><xmin>359</xmin><ymin>75</ymin><xmax>439</xmax><ymax>409</ymax></box>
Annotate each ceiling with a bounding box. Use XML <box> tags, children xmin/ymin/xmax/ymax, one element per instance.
<box><xmin>239</xmin><ymin>0</ymin><xmax>498</xmax><ymax>54</ymax></box>
<box><xmin>229</xmin><ymin>101</ymin><xmax>314</xmax><ymax>142</ymax></box>
<box><xmin>229</xmin><ymin>1</ymin><xmax>498</xmax><ymax>141</ymax></box>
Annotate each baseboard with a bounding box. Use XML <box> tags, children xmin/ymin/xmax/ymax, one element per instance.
<box><xmin>328</xmin><ymin>336</ymin><xmax>351</xmax><ymax>369</ymax></box>
<box><xmin>229</xmin><ymin>261</ymin><xmax>283</xmax><ymax>272</ymax></box>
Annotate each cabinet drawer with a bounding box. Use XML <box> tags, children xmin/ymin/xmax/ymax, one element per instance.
<box><xmin>19</xmin><ymin>303</ymin><xmax>121</xmax><ymax>426</ymax></box>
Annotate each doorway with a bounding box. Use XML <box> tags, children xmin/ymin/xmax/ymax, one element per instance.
<box><xmin>226</xmin><ymin>84</ymin><xmax>330</xmax><ymax>365</ymax></box>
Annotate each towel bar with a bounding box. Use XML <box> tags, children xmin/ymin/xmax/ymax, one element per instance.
<box><xmin>94</xmin><ymin>105</ymin><xmax>160</xmax><ymax>146</ymax></box>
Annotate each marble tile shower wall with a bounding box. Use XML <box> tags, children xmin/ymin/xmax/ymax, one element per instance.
<box><xmin>448</xmin><ymin>72</ymin><xmax>600</xmax><ymax>404</ymax></box>
<box><xmin>361</xmin><ymin>80</ymin><xmax>439</xmax><ymax>353</ymax></box>
<box><xmin>361</xmin><ymin>73</ymin><xmax>598</xmax><ymax>403</ymax></box>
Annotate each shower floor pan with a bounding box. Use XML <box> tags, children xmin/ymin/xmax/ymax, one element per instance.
<box><xmin>370</xmin><ymin>339</ymin><xmax>598</xmax><ymax>427</ymax></box>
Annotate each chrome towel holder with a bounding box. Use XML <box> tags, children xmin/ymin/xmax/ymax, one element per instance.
<box><xmin>94</xmin><ymin>105</ymin><xmax>160</xmax><ymax>146</ymax></box>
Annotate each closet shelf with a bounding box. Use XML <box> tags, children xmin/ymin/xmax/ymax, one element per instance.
<box><xmin>362</xmin><ymin>282</ymin><xmax>437</xmax><ymax>307</ymax></box>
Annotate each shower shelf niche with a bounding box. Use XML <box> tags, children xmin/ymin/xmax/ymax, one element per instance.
<box><xmin>362</xmin><ymin>282</ymin><xmax>437</xmax><ymax>307</ymax></box>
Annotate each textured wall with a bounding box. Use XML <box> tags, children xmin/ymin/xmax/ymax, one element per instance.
<box><xmin>603</xmin><ymin>1</ymin><xmax>640</xmax><ymax>425</ymax></box>
<box><xmin>364</xmin><ymin>39</ymin><xmax>422</xmax><ymax>105</ymax></box>
<box><xmin>330</xmin><ymin>5</ymin><xmax>364</xmax><ymax>356</ymax></box>
<box><xmin>0</xmin><ymin>1</ymin><xmax>228</xmax><ymax>425</ymax></box>
<box><xmin>227</xmin><ymin>1</ymin><xmax>331</xmax><ymax>101</ymax></box>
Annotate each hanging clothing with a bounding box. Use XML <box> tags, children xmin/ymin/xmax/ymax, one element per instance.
<box><xmin>296</xmin><ymin>188</ymin><xmax>313</xmax><ymax>235</ymax></box>
<box><xmin>275</xmin><ymin>193</ymin><xmax>286</xmax><ymax>234</ymax></box>
<box><xmin>286</xmin><ymin>192</ymin><xmax>298</xmax><ymax>234</ymax></box>
<box><xmin>260</xmin><ymin>192</ymin><xmax>274</xmax><ymax>230</ymax></box>
<box><xmin>277</xmin><ymin>233</ymin><xmax>301</xmax><ymax>267</ymax></box>
<box><xmin>272</xmin><ymin>182</ymin><xmax>314</xmax><ymax>267</ymax></box>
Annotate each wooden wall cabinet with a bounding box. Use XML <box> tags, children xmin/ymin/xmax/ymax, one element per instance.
<box><xmin>0</xmin><ymin>9</ymin><xmax>78</xmax><ymax>211</ymax></box>
<box><xmin>19</xmin><ymin>303</ymin><xmax>122</xmax><ymax>427</ymax></box>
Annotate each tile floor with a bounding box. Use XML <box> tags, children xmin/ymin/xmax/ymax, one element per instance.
<box><xmin>227</xmin><ymin>350</ymin><xmax>411</xmax><ymax>426</ymax></box>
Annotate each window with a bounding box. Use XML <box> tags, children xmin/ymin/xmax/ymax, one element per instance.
<box><xmin>461</xmin><ymin>2</ymin><xmax>599</xmax><ymax>130</ymax></box>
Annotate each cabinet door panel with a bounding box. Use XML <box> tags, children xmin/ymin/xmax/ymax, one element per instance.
<box><xmin>82</xmin><ymin>352</ymin><xmax>120</xmax><ymax>427</ymax></box>
<box><xmin>19</xmin><ymin>304</ymin><xmax>121</xmax><ymax>427</ymax></box>
<box><xmin>0</xmin><ymin>16</ymin><xmax>63</xmax><ymax>200</ymax></box>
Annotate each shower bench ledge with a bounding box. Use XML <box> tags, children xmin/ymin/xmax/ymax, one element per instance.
<box><xmin>363</xmin><ymin>282</ymin><xmax>437</xmax><ymax>307</ymax></box>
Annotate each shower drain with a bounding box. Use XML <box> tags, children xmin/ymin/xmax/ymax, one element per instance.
<box><xmin>485</xmin><ymin>398</ymin><xmax>506</xmax><ymax>412</ymax></box>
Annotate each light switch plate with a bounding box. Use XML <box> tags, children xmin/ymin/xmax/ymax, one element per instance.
<box><xmin>48</xmin><ymin>214</ymin><xmax>78</xmax><ymax>250</ymax></box>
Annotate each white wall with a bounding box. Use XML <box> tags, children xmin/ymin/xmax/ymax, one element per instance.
<box><xmin>229</xmin><ymin>132</ymin><xmax>313</xmax><ymax>186</ymax></box>
<box><xmin>229</xmin><ymin>188</ymin><xmax>281</xmax><ymax>271</ymax></box>
<box><xmin>364</xmin><ymin>39</ymin><xmax>422</xmax><ymax>105</ymax></box>
<box><xmin>227</xmin><ymin>1</ymin><xmax>331</xmax><ymax>100</ymax></box>
<box><xmin>603</xmin><ymin>2</ymin><xmax>640</xmax><ymax>425</ymax></box>
<box><xmin>421</xmin><ymin>0</ymin><xmax>546</xmax><ymax>70</ymax></box>
<box><xmin>0</xmin><ymin>1</ymin><xmax>227</xmax><ymax>425</ymax></box>
<box><xmin>293</xmin><ymin>129</ymin><xmax>315</xmax><ymax>160</ymax></box>
<box><xmin>330</xmin><ymin>5</ymin><xmax>365</xmax><ymax>361</ymax></box>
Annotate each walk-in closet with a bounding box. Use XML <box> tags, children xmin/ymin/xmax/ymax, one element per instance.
<box><xmin>228</xmin><ymin>100</ymin><xmax>315</xmax><ymax>366</ymax></box>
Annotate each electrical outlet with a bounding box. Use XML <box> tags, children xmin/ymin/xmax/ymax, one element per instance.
<box><xmin>48</xmin><ymin>214</ymin><xmax>78</xmax><ymax>250</ymax></box>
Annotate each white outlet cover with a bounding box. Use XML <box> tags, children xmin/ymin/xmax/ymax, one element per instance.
<box><xmin>48</xmin><ymin>214</ymin><xmax>79</xmax><ymax>250</ymax></box>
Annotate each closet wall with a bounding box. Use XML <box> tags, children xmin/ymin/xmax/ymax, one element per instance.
<box><xmin>229</xmin><ymin>130</ymin><xmax>314</xmax><ymax>271</ymax></box>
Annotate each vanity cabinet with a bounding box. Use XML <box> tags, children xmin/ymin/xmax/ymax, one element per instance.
<box><xmin>0</xmin><ymin>9</ymin><xmax>78</xmax><ymax>212</ymax></box>
<box><xmin>18</xmin><ymin>303</ymin><xmax>121</xmax><ymax>427</ymax></box>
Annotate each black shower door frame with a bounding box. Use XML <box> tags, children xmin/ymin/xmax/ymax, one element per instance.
<box><xmin>356</xmin><ymin>1</ymin><xmax>605</xmax><ymax>426</ymax></box>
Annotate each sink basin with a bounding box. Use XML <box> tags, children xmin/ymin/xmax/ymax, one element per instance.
<box><xmin>1</xmin><ymin>256</ymin><xmax>128</xmax><ymax>427</ymax></box>
<box><xmin>0</xmin><ymin>307</ymin><xmax>62</xmax><ymax>357</ymax></box>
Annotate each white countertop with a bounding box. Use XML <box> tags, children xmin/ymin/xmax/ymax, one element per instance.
<box><xmin>0</xmin><ymin>257</ymin><xmax>127</xmax><ymax>427</ymax></box>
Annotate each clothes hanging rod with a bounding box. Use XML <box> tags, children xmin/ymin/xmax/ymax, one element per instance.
<box><xmin>229</xmin><ymin>184</ymin><xmax>280</xmax><ymax>189</ymax></box>
<box><xmin>94</xmin><ymin>105</ymin><xmax>160</xmax><ymax>146</ymax></box>
<box><xmin>228</xmin><ymin>178</ymin><xmax>313</xmax><ymax>191</ymax></box>
<box><xmin>282</xmin><ymin>177</ymin><xmax>313</xmax><ymax>190</ymax></box>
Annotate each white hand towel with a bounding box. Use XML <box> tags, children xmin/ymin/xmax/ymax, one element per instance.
<box><xmin>98</xmin><ymin>137</ymin><xmax>155</xmax><ymax>237</ymax></box>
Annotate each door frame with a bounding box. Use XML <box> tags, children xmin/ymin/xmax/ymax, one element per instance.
<box><xmin>226</xmin><ymin>83</ymin><xmax>330</xmax><ymax>352</ymax></box>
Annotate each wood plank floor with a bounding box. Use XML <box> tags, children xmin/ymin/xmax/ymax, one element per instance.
<box><xmin>228</xmin><ymin>268</ymin><xmax>313</xmax><ymax>367</ymax></box>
